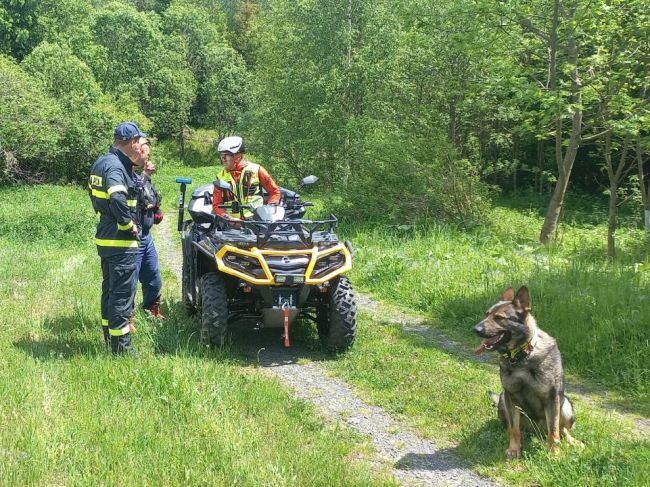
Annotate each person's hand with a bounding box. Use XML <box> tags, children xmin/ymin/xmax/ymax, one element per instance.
<box><xmin>143</xmin><ymin>160</ymin><xmax>156</xmax><ymax>176</ymax></box>
<box><xmin>227</xmin><ymin>216</ymin><xmax>242</xmax><ymax>229</ymax></box>
<box><xmin>130</xmin><ymin>224</ymin><xmax>140</xmax><ymax>238</ymax></box>
<box><xmin>153</xmin><ymin>211</ymin><xmax>164</xmax><ymax>224</ymax></box>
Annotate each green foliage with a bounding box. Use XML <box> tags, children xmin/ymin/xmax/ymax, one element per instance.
<box><xmin>91</xmin><ymin>2</ymin><xmax>163</xmax><ymax>98</ymax></box>
<box><xmin>248</xmin><ymin>0</ymin><xmax>494</xmax><ymax>223</ymax></box>
<box><xmin>21</xmin><ymin>42</ymin><xmax>134</xmax><ymax>182</ymax></box>
<box><xmin>34</xmin><ymin>0</ymin><xmax>99</xmax><ymax>63</ymax></box>
<box><xmin>200</xmin><ymin>42</ymin><xmax>250</xmax><ymax>132</ymax></box>
<box><xmin>91</xmin><ymin>3</ymin><xmax>202</xmax><ymax>139</ymax></box>
<box><xmin>144</xmin><ymin>35</ymin><xmax>197</xmax><ymax>138</ymax></box>
<box><xmin>161</xmin><ymin>0</ymin><xmax>248</xmax><ymax>132</ymax></box>
<box><xmin>22</xmin><ymin>42</ymin><xmax>101</xmax><ymax>104</ymax></box>
<box><xmin>0</xmin><ymin>0</ymin><xmax>41</xmax><ymax>59</ymax></box>
<box><xmin>0</xmin><ymin>55</ymin><xmax>62</xmax><ymax>182</ymax></box>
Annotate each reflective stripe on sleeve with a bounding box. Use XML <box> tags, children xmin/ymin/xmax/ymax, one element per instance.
<box><xmin>117</xmin><ymin>221</ymin><xmax>134</xmax><ymax>231</ymax></box>
<box><xmin>91</xmin><ymin>188</ymin><xmax>109</xmax><ymax>199</ymax></box>
<box><xmin>95</xmin><ymin>238</ymin><xmax>140</xmax><ymax>248</ymax></box>
<box><xmin>109</xmin><ymin>324</ymin><xmax>131</xmax><ymax>336</ymax></box>
<box><xmin>127</xmin><ymin>199</ymin><xmax>137</xmax><ymax>207</ymax></box>
<box><xmin>107</xmin><ymin>185</ymin><xmax>127</xmax><ymax>195</ymax></box>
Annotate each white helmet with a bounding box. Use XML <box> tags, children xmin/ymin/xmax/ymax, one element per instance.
<box><xmin>217</xmin><ymin>136</ymin><xmax>244</xmax><ymax>154</ymax></box>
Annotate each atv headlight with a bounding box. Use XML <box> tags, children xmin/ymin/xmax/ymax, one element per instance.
<box><xmin>304</xmin><ymin>243</ymin><xmax>352</xmax><ymax>284</ymax></box>
<box><xmin>311</xmin><ymin>251</ymin><xmax>346</xmax><ymax>279</ymax></box>
<box><xmin>222</xmin><ymin>251</ymin><xmax>264</xmax><ymax>278</ymax></box>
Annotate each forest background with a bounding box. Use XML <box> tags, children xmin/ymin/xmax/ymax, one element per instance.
<box><xmin>2</xmin><ymin>0</ymin><xmax>650</xmax><ymax>257</ymax></box>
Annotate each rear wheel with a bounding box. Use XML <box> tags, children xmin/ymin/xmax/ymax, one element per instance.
<box><xmin>181</xmin><ymin>255</ymin><xmax>195</xmax><ymax>315</ymax></box>
<box><xmin>199</xmin><ymin>272</ymin><xmax>229</xmax><ymax>346</ymax></box>
<box><xmin>317</xmin><ymin>276</ymin><xmax>357</xmax><ymax>352</ymax></box>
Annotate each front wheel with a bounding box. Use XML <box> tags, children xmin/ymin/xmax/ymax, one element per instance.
<box><xmin>199</xmin><ymin>272</ymin><xmax>228</xmax><ymax>346</ymax></box>
<box><xmin>317</xmin><ymin>276</ymin><xmax>357</xmax><ymax>352</ymax></box>
<box><xmin>181</xmin><ymin>253</ymin><xmax>195</xmax><ymax>315</ymax></box>
<box><xmin>181</xmin><ymin>224</ymin><xmax>196</xmax><ymax>314</ymax></box>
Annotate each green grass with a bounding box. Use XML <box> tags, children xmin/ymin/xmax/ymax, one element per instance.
<box><xmin>0</xmin><ymin>184</ymin><xmax>396</xmax><ymax>486</ymax></box>
<box><xmin>337</xmin><ymin>204</ymin><xmax>650</xmax><ymax>399</ymax></box>
<box><xmin>2</xmin><ymin>141</ymin><xmax>649</xmax><ymax>486</ymax></box>
<box><xmin>152</xmin><ymin>156</ymin><xmax>650</xmax><ymax>485</ymax></box>
<box><xmin>326</xmin><ymin>315</ymin><xmax>650</xmax><ymax>486</ymax></box>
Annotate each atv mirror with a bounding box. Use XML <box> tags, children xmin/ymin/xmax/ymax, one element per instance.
<box><xmin>214</xmin><ymin>179</ymin><xmax>232</xmax><ymax>192</ymax></box>
<box><xmin>231</xmin><ymin>201</ymin><xmax>241</xmax><ymax>214</ymax></box>
<box><xmin>299</xmin><ymin>175</ymin><xmax>318</xmax><ymax>188</ymax></box>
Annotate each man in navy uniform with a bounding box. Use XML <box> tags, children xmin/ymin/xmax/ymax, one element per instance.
<box><xmin>88</xmin><ymin>122</ymin><xmax>146</xmax><ymax>355</ymax></box>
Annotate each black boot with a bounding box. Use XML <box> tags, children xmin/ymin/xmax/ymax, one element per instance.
<box><xmin>110</xmin><ymin>334</ymin><xmax>138</xmax><ymax>357</ymax></box>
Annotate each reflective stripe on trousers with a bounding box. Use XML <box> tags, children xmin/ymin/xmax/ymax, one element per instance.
<box><xmin>100</xmin><ymin>253</ymin><xmax>137</xmax><ymax>334</ymax></box>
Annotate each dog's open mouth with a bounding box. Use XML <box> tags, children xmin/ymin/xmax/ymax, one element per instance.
<box><xmin>474</xmin><ymin>332</ymin><xmax>508</xmax><ymax>355</ymax></box>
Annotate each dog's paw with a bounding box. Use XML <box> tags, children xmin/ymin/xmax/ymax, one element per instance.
<box><xmin>563</xmin><ymin>428</ymin><xmax>585</xmax><ymax>449</ymax></box>
<box><xmin>506</xmin><ymin>447</ymin><xmax>521</xmax><ymax>459</ymax></box>
<box><xmin>548</xmin><ymin>437</ymin><xmax>561</xmax><ymax>454</ymax></box>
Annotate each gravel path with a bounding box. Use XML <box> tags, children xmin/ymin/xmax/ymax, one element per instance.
<box><xmin>154</xmin><ymin>217</ymin><xmax>500</xmax><ymax>486</ymax></box>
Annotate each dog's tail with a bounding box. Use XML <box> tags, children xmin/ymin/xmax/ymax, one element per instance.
<box><xmin>487</xmin><ymin>390</ymin><xmax>500</xmax><ymax>407</ymax></box>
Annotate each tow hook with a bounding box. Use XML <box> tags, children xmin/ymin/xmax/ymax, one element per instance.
<box><xmin>282</xmin><ymin>300</ymin><xmax>291</xmax><ymax>348</ymax></box>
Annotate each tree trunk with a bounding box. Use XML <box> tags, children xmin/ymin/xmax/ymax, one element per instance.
<box><xmin>636</xmin><ymin>136</ymin><xmax>650</xmax><ymax>237</ymax></box>
<box><xmin>607</xmin><ymin>179</ymin><xmax>617</xmax><ymax>261</ymax></box>
<box><xmin>603</xmin><ymin>133</ymin><xmax>616</xmax><ymax>261</ymax></box>
<box><xmin>540</xmin><ymin>167</ymin><xmax>570</xmax><ymax>243</ymax></box>
<box><xmin>539</xmin><ymin>0</ymin><xmax>582</xmax><ymax>244</ymax></box>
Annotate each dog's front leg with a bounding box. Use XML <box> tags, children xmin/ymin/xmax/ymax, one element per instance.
<box><xmin>503</xmin><ymin>392</ymin><xmax>521</xmax><ymax>459</ymax></box>
<box><xmin>545</xmin><ymin>394</ymin><xmax>562</xmax><ymax>453</ymax></box>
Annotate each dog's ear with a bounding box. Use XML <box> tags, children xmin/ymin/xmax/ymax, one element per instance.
<box><xmin>514</xmin><ymin>286</ymin><xmax>532</xmax><ymax>312</ymax></box>
<box><xmin>501</xmin><ymin>287</ymin><xmax>515</xmax><ymax>302</ymax></box>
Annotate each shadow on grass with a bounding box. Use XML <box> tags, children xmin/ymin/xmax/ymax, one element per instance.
<box><xmin>151</xmin><ymin>300</ymin><xmax>340</xmax><ymax>366</ymax></box>
<box><xmin>13</xmin><ymin>315</ymin><xmax>104</xmax><ymax>359</ymax></box>
<box><xmin>392</xmin><ymin>419</ymin><xmax>544</xmax><ymax>477</ymax></box>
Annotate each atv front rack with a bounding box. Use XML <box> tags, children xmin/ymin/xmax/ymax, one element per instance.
<box><xmin>213</xmin><ymin>215</ymin><xmax>340</xmax><ymax>248</ymax></box>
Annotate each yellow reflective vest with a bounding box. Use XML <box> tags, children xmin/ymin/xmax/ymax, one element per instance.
<box><xmin>218</xmin><ymin>161</ymin><xmax>264</xmax><ymax>218</ymax></box>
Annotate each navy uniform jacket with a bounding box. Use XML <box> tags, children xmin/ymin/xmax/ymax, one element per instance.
<box><xmin>88</xmin><ymin>147</ymin><xmax>140</xmax><ymax>257</ymax></box>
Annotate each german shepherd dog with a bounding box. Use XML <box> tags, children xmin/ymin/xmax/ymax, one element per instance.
<box><xmin>473</xmin><ymin>286</ymin><xmax>581</xmax><ymax>458</ymax></box>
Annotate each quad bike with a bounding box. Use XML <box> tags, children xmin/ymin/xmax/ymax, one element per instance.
<box><xmin>175</xmin><ymin>175</ymin><xmax>357</xmax><ymax>351</ymax></box>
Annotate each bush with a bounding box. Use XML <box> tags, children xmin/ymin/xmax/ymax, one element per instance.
<box><xmin>334</xmin><ymin>125</ymin><xmax>492</xmax><ymax>226</ymax></box>
<box><xmin>0</xmin><ymin>55</ymin><xmax>62</xmax><ymax>183</ymax></box>
<box><xmin>21</xmin><ymin>42</ymin><xmax>152</xmax><ymax>182</ymax></box>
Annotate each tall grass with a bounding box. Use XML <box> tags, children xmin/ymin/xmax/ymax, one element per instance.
<box><xmin>339</xmin><ymin>200</ymin><xmax>650</xmax><ymax>397</ymax></box>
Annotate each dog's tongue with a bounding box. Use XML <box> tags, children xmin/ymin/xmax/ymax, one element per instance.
<box><xmin>474</xmin><ymin>334</ymin><xmax>503</xmax><ymax>355</ymax></box>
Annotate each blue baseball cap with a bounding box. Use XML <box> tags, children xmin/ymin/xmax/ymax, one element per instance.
<box><xmin>114</xmin><ymin>122</ymin><xmax>147</xmax><ymax>141</ymax></box>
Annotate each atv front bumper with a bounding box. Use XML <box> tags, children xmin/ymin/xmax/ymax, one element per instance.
<box><xmin>215</xmin><ymin>243</ymin><xmax>352</xmax><ymax>286</ymax></box>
